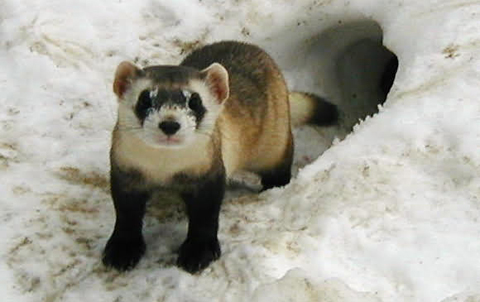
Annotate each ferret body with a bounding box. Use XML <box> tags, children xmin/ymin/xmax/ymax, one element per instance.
<box><xmin>103</xmin><ymin>41</ymin><xmax>338</xmax><ymax>273</ymax></box>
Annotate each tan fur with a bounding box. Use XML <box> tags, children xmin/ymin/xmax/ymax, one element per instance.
<box><xmin>218</xmin><ymin>69</ymin><xmax>291</xmax><ymax>177</ymax></box>
<box><xmin>112</xmin><ymin>124</ymin><xmax>213</xmax><ymax>184</ymax></box>
<box><xmin>289</xmin><ymin>92</ymin><xmax>317</xmax><ymax>127</ymax></box>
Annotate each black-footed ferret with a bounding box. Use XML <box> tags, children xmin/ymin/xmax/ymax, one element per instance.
<box><xmin>102</xmin><ymin>41</ymin><xmax>338</xmax><ymax>273</ymax></box>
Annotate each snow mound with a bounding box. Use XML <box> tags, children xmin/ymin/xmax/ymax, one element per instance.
<box><xmin>252</xmin><ymin>269</ymin><xmax>380</xmax><ymax>302</ymax></box>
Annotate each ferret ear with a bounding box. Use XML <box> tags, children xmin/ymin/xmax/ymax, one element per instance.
<box><xmin>201</xmin><ymin>63</ymin><xmax>229</xmax><ymax>104</ymax></box>
<box><xmin>113</xmin><ymin>61</ymin><xmax>142</xmax><ymax>99</ymax></box>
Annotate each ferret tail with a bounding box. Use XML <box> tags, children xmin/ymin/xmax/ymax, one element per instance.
<box><xmin>288</xmin><ymin>92</ymin><xmax>339</xmax><ymax>128</ymax></box>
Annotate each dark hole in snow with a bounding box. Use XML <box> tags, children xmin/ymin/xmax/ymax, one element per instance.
<box><xmin>299</xmin><ymin>20</ymin><xmax>399</xmax><ymax>131</ymax></box>
<box><xmin>281</xmin><ymin>20</ymin><xmax>398</xmax><ymax>173</ymax></box>
<box><xmin>336</xmin><ymin>35</ymin><xmax>398</xmax><ymax>129</ymax></box>
<box><xmin>380</xmin><ymin>56</ymin><xmax>399</xmax><ymax>96</ymax></box>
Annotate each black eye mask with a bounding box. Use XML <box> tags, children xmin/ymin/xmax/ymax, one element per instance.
<box><xmin>134</xmin><ymin>90</ymin><xmax>153</xmax><ymax>122</ymax></box>
<box><xmin>134</xmin><ymin>88</ymin><xmax>207</xmax><ymax>126</ymax></box>
<box><xmin>186</xmin><ymin>92</ymin><xmax>206</xmax><ymax>125</ymax></box>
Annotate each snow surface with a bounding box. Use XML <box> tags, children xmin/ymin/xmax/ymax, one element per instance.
<box><xmin>1</xmin><ymin>0</ymin><xmax>480</xmax><ymax>301</ymax></box>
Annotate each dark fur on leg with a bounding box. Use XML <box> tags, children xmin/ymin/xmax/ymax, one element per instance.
<box><xmin>103</xmin><ymin>171</ymin><xmax>149</xmax><ymax>271</ymax></box>
<box><xmin>177</xmin><ymin>172</ymin><xmax>225</xmax><ymax>273</ymax></box>
<box><xmin>259</xmin><ymin>136</ymin><xmax>294</xmax><ymax>191</ymax></box>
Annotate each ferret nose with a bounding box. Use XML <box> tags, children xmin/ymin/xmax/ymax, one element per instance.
<box><xmin>158</xmin><ymin>121</ymin><xmax>180</xmax><ymax>135</ymax></box>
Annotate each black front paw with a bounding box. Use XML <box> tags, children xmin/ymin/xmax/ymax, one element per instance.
<box><xmin>102</xmin><ymin>236</ymin><xmax>146</xmax><ymax>271</ymax></box>
<box><xmin>177</xmin><ymin>238</ymin><xmax>221</xmax><ymax>273</ymax></box>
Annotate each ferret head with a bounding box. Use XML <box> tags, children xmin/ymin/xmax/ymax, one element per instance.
<box><xmin>113</xmin><ymin>61</ymin><xmax>229</xmax><ymax>149</ymax></box>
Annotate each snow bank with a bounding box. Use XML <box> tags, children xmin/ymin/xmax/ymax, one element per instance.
<box><xmin>1</xmin><ymin>0</ymin><xmax>480</xmax><ymax>301</ymax></box>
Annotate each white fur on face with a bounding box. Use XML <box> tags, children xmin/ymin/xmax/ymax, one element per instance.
<box><xmin>116</xmin><ymin>78</ymin><xmax>224</xmax><ymax>150</ymax></box>
<box><xmin>141</xmin><ymin>105</ymin><xmax>197</xmax><ymax>148</ymax></box>
<box><xmin>121</xmin><ymin>78</ymin><xmax>152</xmax><ymax>107</ymax></box>
<box><xmin>116</xmin><ymin>79</ymin><xmax>153</xmax><ymax>143</ymax></box>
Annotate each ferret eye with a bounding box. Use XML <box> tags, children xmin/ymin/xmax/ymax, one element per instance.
<box><xmin>188</xmin><ymin>93</ymin><xmax>202</xmax><ymax>111</ymax></box>
<box><xmin>138</xmin><ymin>90</ymin><xmax>152</xmax><ymax>107</ymax></box>
<box><xmin>135</xmin><ymin>90</ymin><xmax>153</xmax><ymax>121</ymax></box>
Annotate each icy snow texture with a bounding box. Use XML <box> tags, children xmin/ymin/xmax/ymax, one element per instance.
<box><xmin>1</xmin><ymin>0</ymin><xmax>480</xmax><ymax>301</ymax></box>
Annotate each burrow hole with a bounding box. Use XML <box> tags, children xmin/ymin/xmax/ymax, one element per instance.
<box><xmin>291</xmin><ymin>20</ymin><xmax>398</xmax><ymax>170</ymax></box>
<box><xmin>307</xmin><ymin>20</ymin><xmax>398</xmax><ymax>130</ymax></box>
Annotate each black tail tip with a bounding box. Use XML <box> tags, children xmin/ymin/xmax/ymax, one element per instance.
<box><xmin>311</xmin><ymin>95</ymin><xmax>339</xmax><ymax>126</ymax></box>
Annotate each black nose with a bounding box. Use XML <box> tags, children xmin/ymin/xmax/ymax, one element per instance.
<box><xmin>158</xmin><ymin>121</ymin><xmax>180</xmax><ymax>135</ymax></box>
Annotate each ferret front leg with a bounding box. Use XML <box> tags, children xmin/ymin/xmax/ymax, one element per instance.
<box><xmin>103</xmin><ymin>173</ymin><xmax>149</xmax><ymax>271</ymax></box>
<box><xmin>177</xmin><ymin>173</ymin><xmax>225</xmax><ymax>273</ymax></box>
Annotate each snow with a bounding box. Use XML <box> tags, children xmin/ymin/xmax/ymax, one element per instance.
<box><xmin>1</xmin><ymin>0</ymin><xmax>480</xmax><ymax>301</ymax></box>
